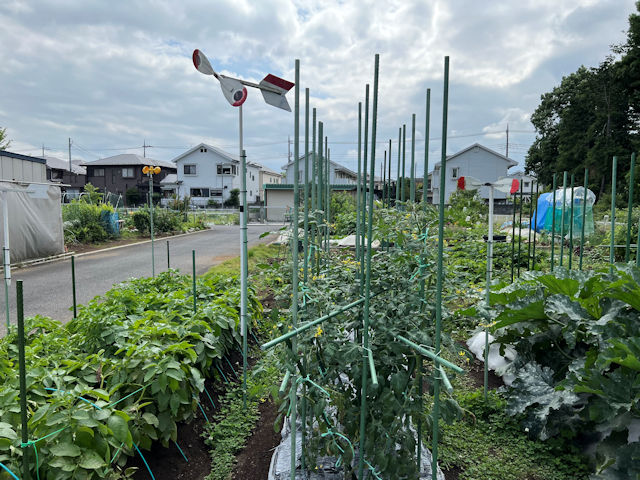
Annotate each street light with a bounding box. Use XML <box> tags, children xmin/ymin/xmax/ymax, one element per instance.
<box><xmin>192</xmin><ymin>49</ymin><xmax>293</xmax><ymax>405</ymax></box>
<box><xmin>142</xmin><ymin>165</ymin><xmax>161</xmax><ymax>277</ymax></box>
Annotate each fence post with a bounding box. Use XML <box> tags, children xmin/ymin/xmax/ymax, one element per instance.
<box><xmin>626</xmin><ymin>152</ymin><xmax>636</xmax><ymax>262</ymax></box>
<box><xmin>71</xmin><ymin>256</ymin><xmax>77</xmax><ymax>319</ymax></box>
<box><xmin>166</xmin><ymin>241</ymin><xmax>170</xmax><ymax>269</ymax></box>
<box><xmin>579</xmin><ymin>169</ymin><xmax>589</xmax><ymax>270</ymax></box>
<box><xmin>610</xmin><ymin>157</ymin><xmax>618</xmax><ymax>272</ymax></box>
<box><xmin>192</xmin><ymin>250</ymin><xmax>196</xmax><ymax>314</ymax></box>
<box><xmin>17</xmin><ymin>280</ymin><xmax>30</xmax><ymax>480</ymax></box>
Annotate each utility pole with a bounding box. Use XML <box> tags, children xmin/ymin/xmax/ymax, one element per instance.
<box><xmin>288</xmin><ymin>135</ymin><xmax>291</xmax><ymax>163</ymax></box>
<box><xmin>42</xmin><ymin>144</ymin><xmax>45</xmax><ymax>158</ymax></box>
<box><xmin>143</xmin><ymin>139</ymin><xmax>147</xmax><ymax>158</ymax></box>
<box><xmin>68</xmin><ymin>138</ymin><xmax>72</xmax><ymax>172</ymax></box>
<box><xmin>506</xmin><ymin>124</ymin><xmax>509</xmax><ymax>158</ymax></box>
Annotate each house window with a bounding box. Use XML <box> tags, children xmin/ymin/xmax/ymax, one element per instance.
<box><xmin>190</xmin><ymin>188</ymin><xmax>210</xmax><ymax>197</ymax></box>
<box><xmin>250</xmin><ymin>190</ymin><xmax>252</xmax><ymax>197</ymax></box>
<box><xmin>184</xmin><ymin>164</ymin><xmax>197</xmax><ymax>175</ymax></box>
<box><xmin>122</xmin><ymin>167</ymin><xmax>135</xmax><ymax>178</ymax></box>
<box><xmin>211</xmin><ymin>189</ymin><xmax>223</xmax><ymax>197</ymax></box>
<box><xmin>451</xmin><ymin>167</ymin><xmax>459</xmax><ymax>179</ymax></box>
<box><xmin>93</xmin><ymin>168</ymin><xmax>105</xmax><ymax>177</ymax></box>
<box><xmin>200</xmin><ymin>148</ymin><xmax>207</xmax><ymax>153</ymax></box>
<box><xmin>217</xmin><ymin>165</ymin><xmax>237</xmax><ymax>175</ymax></box>
<box><xmin>524</xmin><ymin>181</ymin><xmax>530</xmax><ymax>188</ymax></box>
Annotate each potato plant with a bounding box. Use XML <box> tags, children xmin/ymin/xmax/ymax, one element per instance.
<box><xmin>0</xmin><ymin>271</ymin><xmax>260</xmax><ymax>479</ymax></box>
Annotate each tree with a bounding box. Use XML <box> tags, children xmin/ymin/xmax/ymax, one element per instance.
<box><xmin>223</xmin><ymin>188</ymin><xmax>240</xmax><ymax>208</ymax></box>
<box><xmin>526</xmin><ymin>3</ymin><xmax>640</xmax><ymax>202</ymax></box>
<box><xmin>0</xmin><ymin>127</ymin><xmax>10</xmax><ymax>150</ymax></box>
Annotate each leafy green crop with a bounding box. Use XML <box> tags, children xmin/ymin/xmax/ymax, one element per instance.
<box><xmin>0</xmin><ymin>270</ymin><xmax>260</xmax><ymax>479</ymax></box>
<box><xmin>464</xmin><ymin>265</ymin><xmax>640</xmax><ymax>478</ymax></box>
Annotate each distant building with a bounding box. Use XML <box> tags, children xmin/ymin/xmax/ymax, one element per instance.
<box><xmin>43</xmin><ymin>155</ymin><xmax>86</xmax><ymax>200</ymax></box>
<box><xmin>502</xmin><ymin>171</ymin><xmax>538</xmax><ymax>200</ymax></box>
<box><xmin>81</xmin><ymin>154</ymin><xmax>176</xmax><ymax>206</ymax></box>
<box><xmin>430</xmin><ymin>143</ymin><xmax>518</xmax><ymax>204</ymax></box>
<box><xmin>167</xmin><ymin>143</ymin><xmax>275</xmax><ymax>207</ymax></box>
<box><xmin>0</xmin><ymin>150</ymin><xmax>47</xmax><ymax>183</ymax></box>
<box><xmin>282</xmin><ymin>154</ymin><xmax>358</xmax><ymax>185</ymax></box>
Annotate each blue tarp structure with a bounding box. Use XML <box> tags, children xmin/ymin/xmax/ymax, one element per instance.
<box><xmin>532</xmin><ymin>187</ymin><xmax>596</xmax><ymax>237</ymax></box>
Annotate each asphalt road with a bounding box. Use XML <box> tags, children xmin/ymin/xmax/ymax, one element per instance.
<box><xmin>0</xmin><ymin>224</ymin><xmax>280</xmax><ymax>336</ymax></box>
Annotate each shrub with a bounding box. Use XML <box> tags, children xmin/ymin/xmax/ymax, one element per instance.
<box><xmin>223</xmin><ymin>189</ymin><xmax>240</xmax><ymax>208</ymax></box>
<box><xmin>62</xmin><ymin>201</ymin><xmax>115</xmax><ymax>244</ymax></box>
<box><xmin>131</xmin><ymin>207</ymin><xmax>183</xmax><ymax>235</ymax></box>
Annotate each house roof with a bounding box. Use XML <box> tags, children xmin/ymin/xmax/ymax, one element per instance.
<box><xmin>43</xmin><ymin>155</ymin><xmax>86</xmax><ymax>175</ymax></box>
<box><xmin>160</xmin><ymin>173</ymin><xmax>178</xmax><ymax>185</ymax></box>
<box><xmin>282</xmin><ymin>154</ymin><xmax>357</xmax><ymax>178</ymax></box>
<box><xmin>0</xmin><ymin>150</ymin><xmax>46</xmax><ymax>164</ymax></box>
<box><xmin>81</xmin><ymin>154</ymin><xmax>176</xmax><ymax>170</ymax></box>
<box><xmin>432</xmin><ymin>143</ymin><xmax>518</xmax><ymax>170</ymax></box>
<box><xmin>260</xmin><ymin>166</ymin><xmax>283</xmax><ymax>176</ymax></box>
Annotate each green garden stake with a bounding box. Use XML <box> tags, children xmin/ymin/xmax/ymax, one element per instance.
<box><xmin>568</xmin><ymin>174</ymin><xmax>575</xmax><ymax>270</ymax></box>
<box><xmin>361</xmin><ymin>85</ymin><xmax>370</xmax><ymax>283</ymax></box>
<box><xmin>579</xmin><ymin>168</ymin><xmax>589</xmax><ymax>270</ymax></box>
<box><xmin>166</xmin><ymin>241</ymin><xmax>170</xmax><ymax>269</ymax></box>
<box><xmin>517</xmin><ymin>182</ymin><xmax>523</xmax><ymax>277</ymax></box>
<box><xmin>289</xmin><ymin>58</ymin><xmax>301</xmax><ymax>480</ymax></box>
<box><xmin>401</xmin><ymin>123</ymin><xmax>406</xmax><ymax>204</ymax></box>
<box><xmin>325</xmin><ymin>140</ymin><xmax>330</xmax><ymax>258</ymax></box>
<box><xmin>318</xmin><ymin>121</ymin><xmax>324</xmax><ymax>255</ymax></box>
<box><xmin>511</xmin><ymin>192</ymin><xmax>517</xmax><ymax>281</ymax></box>
<box><xmin>382</xmin><ymin>151</ymin><xmax>387</xmax><ymax>208</ymax></box>
<box><xmin>312</xmin><ymin>109</ymin><xmax>318</xmax><ymax>274</ymax></box>
<box><xmin>17</xmin><ymin>281</ymin><xmax>30</xmax><ymax>480</ymax></box>
<box><xmin>388</xmin><ymin>139</ymin><xmax>393</xmax><ymax>210</ymax></box>
<box><xmin>356</xmin><ymin>102</ymin><xmax>362</xmax><ymax>263</ymax></box>
<box><xmin>532</xmin><ymin>182</ymin><xmax>539</xmax><ymax>270</ymax></box>
<box><xmin>192</xmin><ymin>250</ymin><xmax>196</xmax><ymax>314</ymax></box>
<box><xmin>551</xmin><ymin>173</ymin><xmax>557</xmax><ymax>272</ymax></box>
<box><xmin>527</xmin><ymin>179</ymin><xmax>534</xmax><ymax>270</ymax></box>
<box><xmin>358</xmin><ymin>53</ymin><xmax>379</xmax><ymax>480</ymax></box>
<box><xmin>71</xmin><ymin>255</ymin><xmax>77</xmax><ymax>319</ymax></box>
<box><xmin>303</xmin><ymin>88</ymin><xmax>310</xmax><ymax>284</ymax></box>
<box><xmin>410</xmin><ymin>113</ymin><xmax>416</xmax><ymax>202</ymax></box>
<box><xmin>424</xmin><ymin>88</ymin><xmax>431</xmax><ymax>211</ymax></box>
<box><xmin>610</xmin><ymin>156</ymin><xmax>618</xmax><ymax>272</ymax></box>
<box><xmin>560</xmin><ymin>171</ymin><xmax>567</xmax><ymax>267</ymax></box>
<box><xmin>626</xmin><ymin>153</ymin><xmax>636</xmax><ymax>262</ymax></box>
<box><xmin>431</xmin><ymin>55</ymin><xmax>450</xmax><ymax>480</ymax></box>
<box><xmin>147</xmin><ymin>170</ymin><xmax>156</xmax><ymax>277</ymax></box>
<box><xmin>396</xmin><ymin>127</ymin><xmax>401</xmax><ymax>206</ymax></box>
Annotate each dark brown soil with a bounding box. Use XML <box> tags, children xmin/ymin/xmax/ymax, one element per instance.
<box><xmin>232</xmin><ymin>399</ymin><xmax>281</xmax><ymax>480</ymax></box>
<box><xmin>443</xmin><ymin>464</ymin><xmax>462</xmax><ymax>480</ymax></box>
<box><xmin>467</xmin><ymin>357</ymin><xmax>504</xmax><ymax>390</ymax></box>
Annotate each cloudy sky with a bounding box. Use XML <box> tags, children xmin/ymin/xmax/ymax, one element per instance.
<box><xmin>0</xmin><ymin>0</ymin><xmax>636</xmax><ymax>177</ymax></box>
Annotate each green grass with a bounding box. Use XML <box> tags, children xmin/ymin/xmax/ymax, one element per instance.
<box><xmin>438</xmin><ymin>390</ymin><xmax>590</xmax><ymax>480</ymax></box>
<box><xmin>205</xmin><ymin>243</ymin><xmax>284</xmax><ymax>276</ymax></box>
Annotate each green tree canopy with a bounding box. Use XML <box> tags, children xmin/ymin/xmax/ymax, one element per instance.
<box><xmin>526</xmin><ymin>3</ymin><xmax>640</xmax><ymax>202</ymax></box>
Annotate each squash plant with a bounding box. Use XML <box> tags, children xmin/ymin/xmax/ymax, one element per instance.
<box><xmin>0</xmin><ymin>270</ymin><xmax>260</xmax><ymax>479</ymax></box>
<box><xmin>465</xmin><ymin>265</ymin><xmax>640</xmax><ymax>478</ymax></box>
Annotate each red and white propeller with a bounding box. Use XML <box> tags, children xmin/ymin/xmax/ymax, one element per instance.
<box><xmin>192</xmin><ymin>49</ymin><xmax>294</xmax><ymax>111</ymax></box>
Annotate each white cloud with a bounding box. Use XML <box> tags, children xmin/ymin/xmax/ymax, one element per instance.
<box><xmin>0</xmin><ymin>0</ymin><xmax>635</xmax><ymax>176</ymax></box>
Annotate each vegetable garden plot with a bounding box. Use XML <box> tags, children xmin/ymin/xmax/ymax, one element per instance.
<box><xmin>0</xmin><ymin>271</ymin><xmax>260</xmax><ymax>479</ymax></box>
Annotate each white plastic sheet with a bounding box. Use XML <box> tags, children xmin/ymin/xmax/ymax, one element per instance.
<box><xmin>0</xmin><ymin>182</ymin><xmax>64</xmax><ymax>262</ymax></box>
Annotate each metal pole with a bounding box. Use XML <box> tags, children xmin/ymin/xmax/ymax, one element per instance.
<box><xmin>361</xmin><ymin>85</ymin><xmax>369</xmax><ymax>280</ymax></box>
<box><xmin>484</xmin><ymin>186</ymin><xmax>494</xmax><ymax>401</ymax></box>
<box><xmin>432</xmin><ymin>55</ymin><xmax>449</xmax><ymax>480</ymax></box>
<box><xmin>532</xmin><ymin>181</ymin><xmax>539</xmax><ymax>270</ymax></box>
<box><xmin>517</xmin><ymin>182</ymin><xmax>523</xmax><ymax>277</ymax></box>
<box><xmin>568</xmin><ymin>174</ymin><xmax>575</xmax><ymax>270</ymax></box>
<box><xmin>424</xmin><ymin>89</ymin><xmax>431</xmax><ymax>210</ymax></box>
<box><xmin>325</xmin><ymin>140</ymin><xmax>330</xmax><ymax>257</ymax></box>
<box><xmin>396</xmin><ymin>127</ymin><xmax>401</xmax><ymax>206</ymax></box>
<box><xmin>579</xmin><ymin>168</ymin><xmax>589</xmax><ymax>270</ymax></box>
<box><xmin>610</xmin><ymin>156</ymin><xmax>618</xmax><ymax>272</ymax></box>
<box><xmin>318</xmin><ymin>121</ymin><xmax>324</xmax><ymax>254</ymax></box>
<box><xmin>149</xmin><ymin>173</ymin><xmax>155</xmax><ymax>277</ymax></box>
<box><xmin>356</xmin><ymin>102</ymin><xmax>362</xmax><ymax>263</ymax></box>
<box><xmin>626</xmin><ymin>153</ymin><xmax>636</xmax><ymax>262</ymax></box>
<box><xmin>312</xmin><ymin>109</ymin><xmax>318</xmax><ymax>274</ymax></box>
<box><xmin>358</xmin><ymin>53</ymin><xmax>378</xmax><ymax>480</ymax></box>
<box><xmin>401</xmin><ymin>123</ymin><xmax>406</xmax><ymax>203</ymax></box>
<box><xmin>166</xmin><ymin>241</ymin><xmax>170</xmax><ymax>269</ymax></box>
<box><xmin>239</xmin><ymin>101</ymin><xmax>249</xmax><ymax>410</ymax></box>
<box><xmin>382</xmin><ymin>152</ymin><xmax>387</xmax><ymax>208</ymax></box>
<box><xmin>551</xmin><ymin>174</ymin><xmax>557</xmax><ymax>272</ymax></box>
<box><xmin>71</xmin><ymin>255</ymin><xmax>77</xmax><ymax>319</ymax></box>
<box><xmin>410</xmin><ymin>113</ymin><xmax>416</xmax><ymax>202</ymax></box>
<box><xmin>527</xmin><ymin>179</ymin><xmax>534</xmax><ymax>270</ymax></box>
<box><xmin>388</xmin><ymin>139</ymin><xmax>392</xmax><ymax>209</ymax></box>
<box><xmin>303</xmin><ymin>88</ymin><xmax>310</xmax><ymax>284</ymax></box>
<box><xmin>192</xmin><ymin>250</ymin><xmax>196</xmax><ymax>314</ymax></box>
<box><xmin>560</xmin><ymin>171</ymin><xmax>567</xmax><ymax>267</ymax></box>
<box><xmin>3</xmin><ymin>193</ymin><xmax>10</xmax><ymax>330</ymax></box>
<box><xmin>510</xmin><ymin>189</ymin><xmax>516</xmax><ymax>282</ymax></box>
<box><xmin>289</xmin><ymin>59</ymin><xmax>300</xmax><ymax>480</ymax></box>
<box><xmin>17</xmin><ymin>280</ymin><xmax>30</xmax><ymax>480</ymax></box>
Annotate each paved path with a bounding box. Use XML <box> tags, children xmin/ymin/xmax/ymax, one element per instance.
<box><xmin>0</xmin><ymin>225</ymin><xmax>280</xmax><ymax>335</ymax></box>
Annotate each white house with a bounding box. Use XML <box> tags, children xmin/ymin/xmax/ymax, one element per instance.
<box><xmin>166</xmin><ymin>143</ymin><xmax>261</xmax><ymax>207</ymax></box>
<box><xmin>259</xmin><ymin>166</ymin><xmax>283</xmax><ymax>200</ymax></box>
<box><xmin>502</xmin><ymin>171</ymin><xmax>538</xmax><ymax>200</ymax></box>
<box><xmin>430</xmin><ymin>143</ymin><xmax>518</xmax><ymax>204</ymax></box>
<box><xmin>282</xmin><ymin>154</ymin><xmax>358</xmax><ymax>185</ymax></box>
